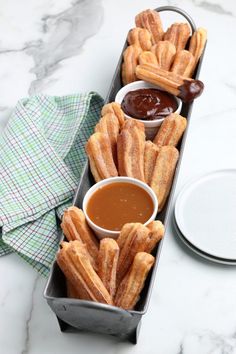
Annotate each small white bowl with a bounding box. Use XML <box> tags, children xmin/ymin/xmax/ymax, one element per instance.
<box><xmin>115</xmin><ymin>81</ymin><xmax>182</xmax><ymax>140</ymax></box>
<box><xmin>82</xmin><ymin>176</ymin><xmax>158</xmax><ymax>240</ymax></box>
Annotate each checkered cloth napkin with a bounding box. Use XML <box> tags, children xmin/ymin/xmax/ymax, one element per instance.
<box><xmin>0</xmin><ymin>93</ymin><xmax>104</xmax><ymax>276</ymax></box>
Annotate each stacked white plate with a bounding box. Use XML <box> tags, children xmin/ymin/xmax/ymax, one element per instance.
<box><xmin>174</xmin><ymin>170</ymin><xmax>236</xmax><ymax>265</ymax></box>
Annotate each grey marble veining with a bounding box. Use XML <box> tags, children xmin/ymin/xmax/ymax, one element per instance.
<box><xmin>193</xmin><ymin>0</ymin><xmax>233</xmax><ymax>16</ymax></box>
<box><xmin>27</xmin><ymin>0</ymin><xmax>103</xmax><ymax>94</ymax></box>
<box><xmin>21</xmin><ymin>275</ymin><xmax>40</xmax><ymax>354</ymax></box>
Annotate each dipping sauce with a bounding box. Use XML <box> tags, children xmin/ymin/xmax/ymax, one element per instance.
<box><xmin>121</xmin><ymin>88</ymin><xmax>178</xmax><ymax>120</ymax></box>
<box><xmin>86</xmin><ymin>182</ymin><xmax>154</xmax><ymax>231</ymax></box>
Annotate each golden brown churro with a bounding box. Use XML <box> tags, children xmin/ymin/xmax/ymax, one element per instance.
<box><xmin>61</xmin><ymin>206</ymin><xmax>99</xmax><ymax>262</ymax></box>
<box><xmin>150</xmin><ymin>146</ymin><xmax>179</xmax><ymax>211</ymax></box>
<box><xmin>135</xmin><ymin>64</ymin><xmax>204</xmax><ymax>102</ymax></box>
<box><xmin>189</xmin><ymin>28</ymin><xmax>207</xmax><ymax>75</ymax></box>
<box><xmin>97</xmin><ymin>238</ymin><xmax>119</xmax><ymax>299</ymax></box>
<box><xmin>145</xmin><ymin>221</ymin><xmax>165</xmax><ymax>252</ymax></box>
<box><xmin>151</xmin><ymin>41</ymin><xmax>176</xmax><ymax>71</ymax></box>
<box><xmin>135</xmin><ymin>9</ymin><xmax>164</xmax><ymax>44</ymax></box>
<box><xmin>101</xmin><ymin>102</ymin><xmax>125</xmax><ymax>128</ymax></box>
<box><xmin>116</xmin><ymin>223</ymin><xmax>150</xmax><ymax>284</ymax></box>
<box><xmin>86</xmin><ymin>132</ymin><xmax>118</xmax><ymax>182</ymax></box>
<box><xmin>171</xmin><ymin>50</ymin><xmax>195</xmax><ymax>77</ymax></box>
<box><xmin>127</xmin><ymin>27</ymin><xmax>152</xmax><ymax>51</ymax></box>
<box><xmin>164</xmin><ymin>23</ymin><xmax>190</xmax><ymax>52</ymax></box>
<box><xmin>139</xmin><ymin>51</ymin><xmax>158</xmax><ymax>66</ymax></box>
<box><xmin>117</xmin><ymin>120</ymin><xmax>145</xmax><ymax>181</ymax></box>
<box><xmin>115</xmin><ymin>252</ymin><xmax>155</xmax><ymax>310</ymax></box>
<box><xmin>122</xmin><ymin>45</ymin><xmax>142</xmax><ymax>85</ymax></box>
<box><xmin>95</xmin><ymin>113</ymin><xmax>120</xmax><ymax>163</ymax></box>
<box><xmin>57</xmin><ymin>241</ymin><xmax>112</xmax><ymax>305</ymax></box>
<box><xmin>144</xmin><ymin>141</ymin><xmax>159</xmax><ymax>185</ymax></box>
<box><xmin>153</xmin><ymin>113</ymin><xmax>187</xmax><ymax>147</ymax></box>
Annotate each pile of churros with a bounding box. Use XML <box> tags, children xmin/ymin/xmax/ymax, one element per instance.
<box><xmin>57</xmin><ymin>206</ymin><xmax>165</xmax><ymax>310</ymax></box>
<box><xmin>122</xmin><ymin>9</ymin><xmax>207</xmax><ymax>101</ymax></box>
<box><xmin>57</xmin><ymin>8</ymin><xmax>206</xmax><ymax>311</ymax></box>
<box><xmin>86</xmin><ymin>102</ymin><xmax>186</xmax><ymax>212</ymax></box>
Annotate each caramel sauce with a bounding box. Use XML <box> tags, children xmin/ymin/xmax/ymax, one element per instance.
<box><xmin>121</xmin><ymin>88</ymin><xmax>178</xmax><ymax>120</ymax></box>
<box><xmin>86</xmin><ymin>182</ymin><xmax>154</xmax><ymax>231</ymax></box>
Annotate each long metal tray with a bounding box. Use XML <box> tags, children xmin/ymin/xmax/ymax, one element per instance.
<box><xmin>44</xmin><ymin>6</ymin><xmax>206</xmax><ymax>344</ymax></box>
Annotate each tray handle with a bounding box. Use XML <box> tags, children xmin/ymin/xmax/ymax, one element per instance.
<box><xmin>155</xmin><ymin>6</ymin><xmax>197</xmax><ymax>32</ymax></box>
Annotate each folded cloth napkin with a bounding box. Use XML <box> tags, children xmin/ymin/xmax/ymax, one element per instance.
<box><xmin>0</xmin><ymin>93</ymin><xmax>104</xmax><ymax>276</ymax></box>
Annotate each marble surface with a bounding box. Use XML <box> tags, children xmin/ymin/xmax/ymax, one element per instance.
<box><xmin>1</xmin><ymin>0</ymin><xmax>236</xmax><ymax>353</ymax></box>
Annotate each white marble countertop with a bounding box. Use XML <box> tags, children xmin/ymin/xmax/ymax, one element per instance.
<box><xmin>1</xmin><ymin>0</ymin><xmax>236</xmax><ymax>353</ymax></box>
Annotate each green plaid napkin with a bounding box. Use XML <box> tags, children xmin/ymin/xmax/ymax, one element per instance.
<box><xmin>0</xmin><ymin>92</ymin><xmax>104</xmax><ymax>276</ymax></box>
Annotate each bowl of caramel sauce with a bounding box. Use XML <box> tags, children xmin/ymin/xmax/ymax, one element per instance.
<box><xmin>82</xmin><ymin>177</ymin><xmax>158</xmax><ymax>239</ymax></box>
<box><xmin>115</xmin><ymin>81</ymin><xmax>182</xmax><ymax>140</ymax></box>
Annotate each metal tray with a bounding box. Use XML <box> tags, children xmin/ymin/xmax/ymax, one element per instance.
<box><xmin>44</xmin><ymin>6</ymin><xmax>206</xmax><ymax>344</ymax></box>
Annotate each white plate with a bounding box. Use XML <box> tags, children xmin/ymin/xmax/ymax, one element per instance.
<box><xmin>175</xmin><ymin>170</ymin><xmax>236</xmax><ymax>260</ymax></box>
<box><xmin>173</xmin><ymin>217</ymin><xmax>236</xmax><ymax>265</ymax></box>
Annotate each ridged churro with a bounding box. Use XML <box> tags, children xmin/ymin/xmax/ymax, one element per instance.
<box><xmin>151</xmin><ymin>41</ymin><xmax>176</xmax><ymax>71</ymax></box>
<box><xmin>135</xmin><ymin>9</ymin><xmax>164</xmax><ymax>44</ymax></box>
<box><xmin>171</xmin><ymin>50</ymin><xmax>195</xmax><ymax>77</ymax></box>
<box><xmin>115</xmin><ymin>252</ymin><xmax>155</xmax><ymax>310</ymax></box>
<box><xmin>164</xmin><ymin>23</ymin><xmax>190</xmax><ymax>52</ymax></box>
<box><xmin>101</xmin><ymin>102</ymin><xmax>125</xmax><ymax>128</ymax></box>
<box><xmin>153</xmin><ymin>113</ymin><xmax>187</xmax><ymax>147</ymax></box>
<box><xmin>57</xmin><ymin>241</ymin><xmax>112</xmax><ymax>305</ymax></box>
<box><xmin>127</xmin><ymin>27</ymin><xmax>152</xmax><ymax>51</ymax></box>
<box><xmin>189</xmin><ymin>28</ymin><xmax>207</xmax><ymax>76</ymax></box>
<box><xmin>150</xmin><ymin>146</ymin><xmax>179</xmax><ymax>211</ymax></box>
<box><xmin>97</xmin><ymin>238</ymin><xmax>119</xmax><ymax>299</ymax></box>
<box><xmin>122</xmin><ymin>45</ymin><xmax>142</xmax><ymax>85</ymax></box>
<box><xmin>61</xmin><ymin>207</ymin><xmax>99</xmax><ymax>264</ymax></box>
<box><xmin>86</xmin><ymin>132</ymin><xmax>118</xmax><ymax>182</ymax></box>
<box><xmin>117</xmin><ymin>120</ymin><xmax>145</xmax><ymax>181</ymax></box>
<box><xmin>95</xmin><ymin>113</ymin><xmax>120</xmax><ymax>163</ymax></box>
<box><xmin>116</xmin><ymin>223</ymin><xmax>150</xmax><ymax>284</ymax></box>
<box><xmin>135</xmin><ymin>64</ymin><xmax>204</xmax><ymax>102</ymax></box>
<box><xmin>144</xmin><ymin>141</ymin><xmax>159</xmax><ymax>185</ymax></box>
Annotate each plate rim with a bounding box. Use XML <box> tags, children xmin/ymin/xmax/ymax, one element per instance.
<box><xmin>174</xmin><ymin>169</ymin><xmax>236</xmax><ymax>260</ymax></box>
<box><xmin>173</xmin><ymin>217</ymin><xmax>236</xmax><ymax>265</ymax></box>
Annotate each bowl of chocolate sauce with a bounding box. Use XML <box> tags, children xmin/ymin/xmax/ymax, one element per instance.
<box><xmin>115</xmin><ymin>81</ymin><xmax>182</xmax><ymax>140</ymax></box>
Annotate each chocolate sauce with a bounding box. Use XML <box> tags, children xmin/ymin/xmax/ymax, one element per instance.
<box><xmin>121</xmin><ymin>88</ymin><xmax>178</xmax><ymax>121</ymax></box>
<box><xmin>179</xmin><ymin>79</ymin><xmax>204</xmax><ymax>102</ymax></box>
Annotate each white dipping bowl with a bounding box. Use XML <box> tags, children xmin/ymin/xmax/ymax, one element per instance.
<box><xmin>115</xmin><ymin>80</ymin><xmax>182</xmax><ymax>140</ymax></box>
<box><xmin>82</xmin><ymin>176</ymin><xmax>158</xmax><ymax>240</ymax></box>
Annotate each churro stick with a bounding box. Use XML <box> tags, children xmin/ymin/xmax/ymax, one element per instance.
<box><xmin>122</xmin><ymin>45</ymin><xmax>142</xmax><ymax>85</ymax></box>
<box><xmin>101</xmin><ymin>102</ymin><xmax>125</xmax><ymax>128</ymax></box>
<box><xmin>127</xmin><ymin>27</ymin><xmax>152</xmax><ymax>51</ymax></box>
<box><xmin>171</xmin><ymin>50</ymin><xmax>195</xmax><ymax>77</ymax></box>
<box><xmin>57</xmin><ymin>241</ymin><xmax>112</xmax><ymax>305</ymax></box>
<box><xmin>153</xmin><ymin>113</ymin><xmax>187</xmax><ymax>147</ymax></box>
<box><xmin>67</xmin><ymin>280</ymin><xmax>81</xmax><ymax>299</ymax></box>
<box><xmin>61</xmin><ymin>207</ymin><xmax>99</xmax><ymax>262</ymax></box>
<box><xmin>189</xmin><ymin>28</ymin><xmax>207</xmax><ymax>75</ymax></box>
<box><xmin>164</xmin><ymin>23</ymin><xmax>190</xmax><ymax>52</ymax></box>
<box><xmin>151</xmin><ymin>41</ymin><xmax>176</xmax><ymax>71</ymax></box>
<box><xmin>86</xmin><ymin>132</ymin><xmax>118</xmax><ymax>182</ymax></box>
<box><xmin>95</xmin><ymin>113</ymin><xmax>120</xmax><ymax>163</ymax></box>
<box><xmin>115</xmin><ymin>252</ymin><xmax>155</xmax><ymax>310</ymax></box>
<box><xmin>135</xmin><ymin>64</ymin><xmax>204</xmax><ymax>102</ymax></box>
<box><xmin>135</xmin><ymin>9</ymin><xmax>164</xmax><ymax>44</ymax></box>
<box><xmin>117</xmin><ymin>120</ymin><xmax>145</xmax><ymax>181</ymax></box>
<box><xmin>116</xmin><ymin>223</ymin><xmax>150</xmax><ymax>284</ymax></box>
<box><xmin>144</xmin><ymin>141</ymin><xmax>159</xmax><ymax>185</ymax></box>
<box><xmin>150</xmin><ymin>146</ymin><xmax>179</xmax><ymax>211</ymax></box>
<box><xmin>97</xmin><ymin>238</ymin><xmax>119</xmax><ymax>299</ymax></box>
<box><xmin>145</xmin><ymin>221</ymin><xmax>165</xmax><ymax>253</ymax></box>
<box><xmin>139</xmin><ymin>51</ymin><xmax>158</xmax><ymax>66</ymax></box>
